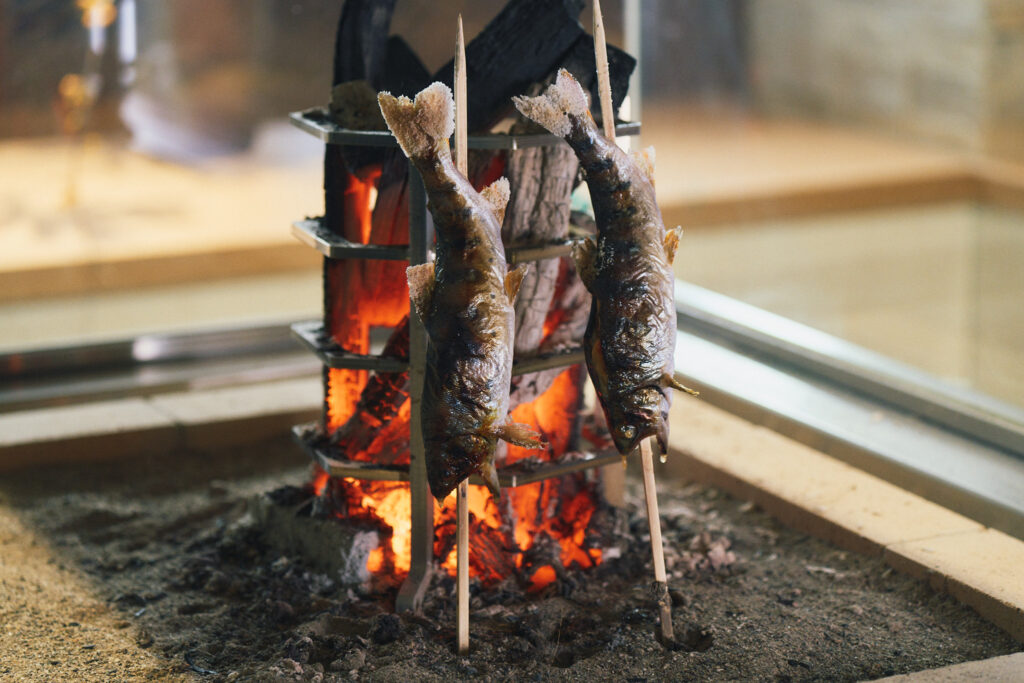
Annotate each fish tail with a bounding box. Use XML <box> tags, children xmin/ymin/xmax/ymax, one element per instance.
<box><xmin>378</xmin><ymin>82</ymin><xmax>454</xmax><ymax>161</ymax></box>
<box><xmin>512</xmin><ymin>69</ymin><xmax>591</xmax><ymax>139</ymax></box>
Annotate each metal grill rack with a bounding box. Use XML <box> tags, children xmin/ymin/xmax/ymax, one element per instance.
<box><xmin>288</xmin><ymin>108</ymin><xmax>639</xmax><ymax>610</ymax></box>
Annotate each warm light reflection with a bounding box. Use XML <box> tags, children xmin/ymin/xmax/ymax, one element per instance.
<box><xmin>76</xmin><ymin>0</ymin><xmax>117</xmax><ymax>29</ymax></box>
<box><xmin>325</xmin><ymin>166</ymin><xmax>407</xmax><ymax>432</ymax></box>
<box><xmin>317</xmin><ymin>156</ymin><xmax>603</xmax><ymax>590</ymax></box>
<box><xmin>362</xmin><ymin>486</ymin><xmax>411</xmax><ymax>574</ymax></box>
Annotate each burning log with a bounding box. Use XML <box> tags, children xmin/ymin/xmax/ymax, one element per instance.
<box><xmin>503</xmin><ymin>121</ymin><xmax>580</xmax><ymax>354</ymax></box>
<box><xmin>321</xmin><ymin>38</ymin><xmax>429</xmax><ymax>431</ymax></box>
<box><xmin>328</xmin><ymin>315</ymin><xmax>410</xmax><ymax>461</ymax></box>
<box><xmin>302</xmin><ymin>0</ymin><xmax>639</xmax><ymax>605</ymax></box>
<box><xmin>432</xmin><ymin>0</ymin><xmax>587</xmax><ymax>133</ymax></box>
<box><xmin>508</xmin><ymin>256</ymin><xmax>591</xmax><ymax>412</ymax></box>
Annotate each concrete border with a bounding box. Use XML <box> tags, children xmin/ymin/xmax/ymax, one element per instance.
<box><xmin>1</xmin><ymin>379</ymin><xmax>1020</xmax><ymax>643</ymax></box>
<box><xmin>664</xmin><ymin>398</ymin><xmax>1024</xmax><ymax>643</ymax></box>
<box><xmin>0</xmin><ymin>378</ymin><xmax>320</xmax><ymax>472</ymax></box>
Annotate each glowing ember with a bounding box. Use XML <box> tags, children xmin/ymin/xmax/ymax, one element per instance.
<box><xmin>362</xmin><ymin>485</ymin><xmax>411</xmax><ymax>574</ymax></box>
<box><xmin>319</xmin><ymin>364</ymin><xmax>603</xmax><ymax>590</ymax></box>
<box><xmin>315</xmin><ymin>156</ymin><xmax>605</xmax><ymax>591</ymax></box>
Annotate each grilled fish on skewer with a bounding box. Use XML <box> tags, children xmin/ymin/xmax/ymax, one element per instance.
<box><xmin>379</xmin><ymin>82</ymin><xmax>546</xmax><ymax>500</ymax></box>
<box><xmin>513</xmin><ymin>69</ymin><xmax>694</xmax><ymax>457</ymax></box>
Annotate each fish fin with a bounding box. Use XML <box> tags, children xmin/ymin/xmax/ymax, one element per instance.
<box><xmin>663</xmin><ymin>372</ymin><xmax>699</xmax><ymax>396</ymax></box>
<box><xmin>378</xmin><ymin>82</ymin><xmax>454</xmax><ymax>160</ymax></box>
<box><xmin>504</xmin><ymin>264</ymin><xmax>529</xmax><ymax>303</ymax></box>
<box><xmin>655</xmin><ymin>421</ymin><xmax>669</xmax><ymax>458</ymax></box>
<box><xmin>481</xmin><ymin>177</ymin><xmax>510</xmax><ymax>225</ymax></box>
<box><xmin>512</xmin><ymin>69</ymin><xmax>590</xmax><ymax>138</ymax></box>
<box><xmin>664</xmin><ymin>225</ymin><xmax>683</xmax><ymax>264</ymax></box>
<box><xmin>631</xmin><ymin>146</ymin><xmax>656</xmax><ymax>184</ymax></box>
<box><xmin>406</xmin><ymin>262</ymin><xmax>435</xmax><ymax>325</ymax></box>
<box><xmin>572</xmin><ymin>237</ymin><xmax>598</xmax><ymax>290</ymax></box>
<box><xmin>490</xmin><ymin>422</ymin><xmax>547</xmax><ymax>449</ymax></box>
<box><xmin>479</xmin><ymin>460</ymin><xmax>502</xmax><ymax>499</ymax></box>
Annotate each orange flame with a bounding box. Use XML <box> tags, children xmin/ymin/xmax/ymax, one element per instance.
<box><xmin>325</xmin><ymin>166</ymin><xmax>407</xmax><ymax>432</ymax></box>
<box><xmin>318</xmin><ymin>155</ymin><xmax>604</xmax><ymax>590</ymax></box>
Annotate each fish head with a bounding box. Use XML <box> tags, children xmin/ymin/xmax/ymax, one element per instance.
<box><xmin>427</xmin><ymin>432</ymin><xmax>499</xmax><ymax>501</ymax></box>
<box><xmin>608</xmin><ymin>386</ymin><xmax>670</xmax><ymax>456</ymax></box>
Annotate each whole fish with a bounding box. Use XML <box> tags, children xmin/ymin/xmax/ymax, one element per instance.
<box><xmin>378</xmin><ymin>82</ymin><xmax>546</xmax><ymax>500</ymax></box>
<box><xmin>513</xmin><ymin>69</ymin><xmax>694</xmax><ymax>457</ymax></box>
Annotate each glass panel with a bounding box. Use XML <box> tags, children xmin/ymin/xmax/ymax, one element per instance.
<box><xmin>635</xmin><ymin>1</ymin><xmax>1024</xmax><ymax>412</ymax></box>
<box><xmin>0</xmin><ymin>0</ymin><xmax>627</xmax><ymax>353</ymax></box>
<box><xmin>0</xmin><ymin>1</ymin><xmax>335</xmax><ymax>349</ymax></box>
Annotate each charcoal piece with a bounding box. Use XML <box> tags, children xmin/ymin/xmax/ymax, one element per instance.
<box><xmin>432</xmin><ymin>0</ymin><xmax>587</xmax><ymax>132</ymax></box>
<box><xmin>368</xmin><ymin>613</ymin><xmax>402</xmax><ymax>644</ymax></box>
<box><xmin>378</xmin><ymin>36</ymin><xmax>431</xmax><ymax>98</ymax></box>
<box><xmin>328</xmin><ymin>316</ymin><xmax>411</xmax><ymax>456</ymax></box>
<box><xmin>331</xmin><ymin>0</ymin><xmax>397</xmax><ymax>87</ymax></box>
<box><xmin>326</xmin><ymin>0</ymin><xmax>398</xmax><ymax>217</ymax></box>
<box><xmin>329</xmin><ymin>81</ymin><xmax>387</xmax><ymax>131</ymax></box>
<box><xmin>558</xmin><ymin>34</ymin><xmax>637</xmax><ymax>122</ymax></box>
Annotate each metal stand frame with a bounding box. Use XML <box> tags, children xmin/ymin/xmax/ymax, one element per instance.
<box><xmin>287</xmin><ymin>108</ymin><xmax>639</xmax><ymax>611</ymax></box>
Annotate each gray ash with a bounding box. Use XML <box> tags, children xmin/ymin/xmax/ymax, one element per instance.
<box><xmin>1</xmin><ymin>439</ymin><xmax>1018</xmax><ymax>681</ymax></box>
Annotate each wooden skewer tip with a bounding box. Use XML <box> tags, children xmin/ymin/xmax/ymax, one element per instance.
<box><xmin>456</xmin><ymin>478</ymin><xmax>470</xmax><ymax>654</ymax></box>
<box><xmin>592</xmin><ymin>0</ymin><xmax>616</xmax><ymax>142</ymax></box>
<box><xmin>454</xmin><ymin>19</ymin><xmax>470</xmax><ymax>655</ymax></box>
<box><xmin>640</xmin><ymin>436</ymin><xmax>675</xmax><ymax>643</ymax></box>
<box><xmin>454</xmin><ymin>15</ymin><xmax>468</xmax><ymax>176</ymax></box>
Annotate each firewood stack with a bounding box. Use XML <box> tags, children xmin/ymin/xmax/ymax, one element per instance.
<box><xmin>287</xmin><ymin>0</ymin><xmax>638</xmax><ymax>611</ymax></box>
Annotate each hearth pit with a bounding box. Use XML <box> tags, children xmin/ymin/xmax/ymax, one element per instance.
<box><xmin>277</xmin><ymin>0</ymin><xmax>640</xmax><ymax>611</ymax></box>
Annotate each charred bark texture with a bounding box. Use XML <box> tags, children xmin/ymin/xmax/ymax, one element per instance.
<box><xmin>329</xmin><ymin>316</ymin><xmax>411</xmax><ymax>456</ymax></box>
<box><xmin>508</xmin><ymin>255</ymin><xmax>591</xmax><ymax>411</ymax></box>
<box><xmin>559</xmin><ymin>34</ymin><xmax>636</xmax><ymax>122</ymax></box>
<box><xmin>331</xmin><ymin>0</ymin><xmax>396</xmax><ymax>87</ymax></box>
<box><xmin>432</xmin><ymin>0</ymin><xmax>586</xmax><ymax>132</ymax></box>
<box><xmin>503</xmin><ymin>125</ymin><xmax>579</xmax><ymax>357</ymax></box>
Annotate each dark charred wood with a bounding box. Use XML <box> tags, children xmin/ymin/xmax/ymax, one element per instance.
<box><xmin>325</xmin><ymin>0</ymin><xmax>397</xmax><ymax>228</ymax></box>
<box><xmin>432</xmin><ymin>0</ymin><xmax>586</xmax><ymax>132</ymax></box>
<box><xmin>378</xmin><ymin>36</ymin><xmax>431</xmax><ymax>99</ymax></box>
<box><xmin>331</xmin><ymin>0</ymin><xmax>396</xmax><ymax>87</ymax></box>
<box><xmin>558</xmin><ymin>34</ymin><xmax>636</xmax><ymax>123</ymax></box>
<box><xmin>508</xmin><ymin>255</ymin><xmax>591</xmax><ymax>412</ymax></box>
<box><xmin>328</xmin><ymin>316</ymin><xmax>411</xmax><ymax>456</ymax></box>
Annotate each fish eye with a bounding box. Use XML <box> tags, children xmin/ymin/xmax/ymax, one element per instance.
<box><xmin>619</xmin><ymin>425</ymin><xmax>637</xmax><ymax>440</ymax></box>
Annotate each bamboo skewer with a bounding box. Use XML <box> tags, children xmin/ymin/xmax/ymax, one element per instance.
<box><xmin>593</xmin><ymin>0</ymin><xmax>675</xmax><ymax>644</ymax></box>
<box><xmin>455</xmin><ymin>15</ymin><xmax>469</xmax><ymax>177</ymax></box>
<box><xmin>593</xmin><ymin>0</ymin><xmax>616</xmax><ymax>142</ymax></box>
<box><xmin>454</xmin><ymin>14</ymin><xmax>471</xmax><ymax>657</ymax></box>
<box><xmin>456</xmin><ymin>479</ymin><xmax>470</xmax><ymax>653</ymax></box>
<box><xmin>640</xmin><ymin>438</ymin><xmax>675</xmax><ymax>642</ymax></box>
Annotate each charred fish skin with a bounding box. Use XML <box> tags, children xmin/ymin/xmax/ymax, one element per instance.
<box><xmin>513</xmin><ymin>70</ymin><xmax>684</xmax><ymax>457</ymax></box>
<box><xmin>378</xmin><ymin>83</ymin><xmax>545</xmax><ymax>501</ymax></box>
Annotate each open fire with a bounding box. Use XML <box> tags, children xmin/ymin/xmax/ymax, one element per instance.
<box><xmin>311</xmin><ymin>360</ymin><xmax>604</xmax><ymax>591</ymax></box>
<box><xmin>313</xmin><ymin>168</ymin><xmax>607</xmax><ymax>587</ymax></box>
<box><xmin>284</xmin><ymin>0</ymin><xmax>637</xmax><ymax>602</ymax></box>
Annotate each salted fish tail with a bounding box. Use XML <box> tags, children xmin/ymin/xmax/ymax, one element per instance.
<box><xmin>511</xmin><ymin>69</ymin><xmax>591</xmax><ymax>139</ymax></box>
<box><xmin>378</xmin><ymin>82</ymin><xmax>455</xmax><ymax>162</ymax></box>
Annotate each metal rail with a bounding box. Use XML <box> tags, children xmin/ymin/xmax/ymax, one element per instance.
<box><xmin>288</xmin><ymin>108</ymin><xmax>641</xmax><ymax>611</ymax></box>
<box><xmin>292</xmin><ymin>217</ymin><xmax>587</xmax><ymax>264</ymax></box>
<box><xmin>295</xmin><ymin>423</ymin><xmax>619</xmax><ymax>488</ymax></box>
<box><xmin>290</xmin><ymin>108</ymin><xmax>640</xmax><ymax>149</ymax></box>
<box><xmin>291</xmin><ymin>319</ymin><xmax>583</xmax><ymax>375</ymax></box>
<box><xmin>290</xmin><ymin>321</ymin><xmax>408</xmax><ymax>372</ymax></box>
<box><xmin>675</xmin><ymin>281</ymin><xmax>1024</xmax><ymax>460</ymax></box>
<box><xmin>399</xmin><ymin>169</ymin><xmax>434</xmax><ymax>612</ymax></box>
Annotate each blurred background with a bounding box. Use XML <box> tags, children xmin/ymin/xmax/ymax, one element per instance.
<box><xmin>1</xmin><ymin>0</ymin><xmax>1022</xmax><ymax>411</ymax></box>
